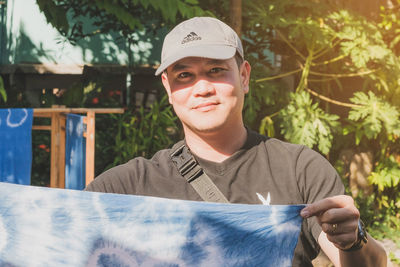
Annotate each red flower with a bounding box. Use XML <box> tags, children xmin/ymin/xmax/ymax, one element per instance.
<box><xmin>92</xmin><ymin>97</ymin><xmax>99</xmax><ymax>104</ymax></box>
<box><xmin>38</xmin><ymin>144</ymin><xmax>50</xmax><ymax>153</ymax></box>
<box><xmin>38</xmin><ymin>144</ymin><xmax>47</xmax><ymax>150</ymax></box>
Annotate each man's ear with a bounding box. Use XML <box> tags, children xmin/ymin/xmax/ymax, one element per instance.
<box><xmin>161</xmin><ymin>72</ymin><xmax>173</xmax><ymax>104</ymax></box>
<box><xmin>240</xmin><ymin>61</ymin><xmax>251</xmax><ymax>94</ymax></box>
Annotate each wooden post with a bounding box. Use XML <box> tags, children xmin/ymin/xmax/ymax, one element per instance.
<box><xmin>85</xmin><ymin>111</ymin><xmax>95</xmax><ymax>186</ymax></box>
<box><xmin>34</xmin><ymin>108</ymin><xmax>123</xmax><ymax>188</ymax></box>
<box><xmin>50</xmin><ymin>112</ymin><xmax>58</xmax><ymax>188</ymax></box>
<box><xmin>50</xmin><ymin>112</ymin><xmax>66</xmax><ymax>188</ymax></box>
<box><xmin>59</xmin><ymin>115</ymin><xmax>66</xmax><ymax>188</ymax></box>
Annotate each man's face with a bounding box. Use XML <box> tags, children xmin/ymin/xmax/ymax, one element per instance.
<box><xmin>161</xmin><ymin>56</ymin><xmax>251</xmax><ymax>135</ymax></box>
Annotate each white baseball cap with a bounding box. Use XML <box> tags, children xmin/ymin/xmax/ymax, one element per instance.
<box><xmin>155</xmin><ymin>17</ymin><xmax>243</xmax><ymax>76</ymax></box>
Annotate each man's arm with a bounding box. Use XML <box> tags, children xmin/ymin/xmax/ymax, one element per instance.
<box><xmin>301</xmin><ymin>195</ymin><xmax>387</xmax><ymax>267</ymax></box>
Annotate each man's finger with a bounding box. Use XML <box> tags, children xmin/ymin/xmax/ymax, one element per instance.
<box><xmin>318</xmin><ymin>207</ymin><xmax>359</xmax><ymax>224</ymax></box>
<box><xmin>321</xmin><ymin>219</ymin><xmax>358</xmax><ymax>235</ymax></box>
<box><xmin>325</xmin><ymin>231</ymin><xmax>358</xmax><ymax>250</ymax></box>
<box><xmin>300</xmin><ymin>195</ymin><xmax>354</xmax><ymax>218</ymax></box>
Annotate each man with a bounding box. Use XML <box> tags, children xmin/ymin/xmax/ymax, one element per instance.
<box><xmin>86</xmin><ymin>17</ymin><xmax>387</xmax><ymax>266</ymax></box>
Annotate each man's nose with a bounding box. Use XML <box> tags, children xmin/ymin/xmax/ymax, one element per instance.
<box><xmin>193</xmin><ymin>79</ymin><xmax>215</xmax><ymax>97</ymax></box>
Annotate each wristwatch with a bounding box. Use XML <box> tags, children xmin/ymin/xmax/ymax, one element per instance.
<box><xmin>343</xmin><ymin>219</ymin><xmax>368</xmax><ymax>252</ymax></box>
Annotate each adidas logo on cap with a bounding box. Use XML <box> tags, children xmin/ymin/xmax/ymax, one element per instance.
<box><xmin>155</xmin><ymin>17</ymin><xmax>244</xmax><ymax>76</ymax></box>
<box><xmin>181</xmin><ymin>32</ymin><xmax>202</xmax><ymax>44</ymax></box>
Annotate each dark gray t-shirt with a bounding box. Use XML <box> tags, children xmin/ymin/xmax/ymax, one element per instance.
<box><xmin>86</xmin><ymin>129</ymin><xmax>344</xmax><ymax>266</ymax></box>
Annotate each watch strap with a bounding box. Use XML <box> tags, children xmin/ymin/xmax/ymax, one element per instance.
<box><xmin>342</xmin><ymin>219</ymin><xmax>368</xmax><ymax>252</ymax></box>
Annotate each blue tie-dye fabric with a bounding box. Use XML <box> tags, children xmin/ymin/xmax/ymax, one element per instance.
<box><xmin>0</xmin><ymin>182</ymin><xmax>304</xmax><ymax>267</ymax></box>
<box><xmin>65</xmin><ymin>114</ymin><xmax>86</xmax><ymax>190</ymax></box>
<box><xmin>0</xmin><ymin>108</ymin><xmax>33</xmax><ymax>185</ymax></box>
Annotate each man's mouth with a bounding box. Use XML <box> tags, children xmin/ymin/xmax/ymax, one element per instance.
<box><xmin>192</xmin><ymin>102</ymin><xmax>219</xmax><ymax>111</ymax></box>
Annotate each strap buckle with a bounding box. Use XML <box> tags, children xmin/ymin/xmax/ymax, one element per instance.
<box><xmin>170</xmin><ymin>144</ymin><xmax>203</xmax><ymax>182</ymax></box>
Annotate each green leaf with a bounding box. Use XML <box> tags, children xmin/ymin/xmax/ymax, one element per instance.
<box><xmin>259</xmin><ymin>116</ymin><xmax>275</xmax><ymax>137</ymax></box>
<box><xmin>369</xmin><ymin>156</ymin><xmax>400</xmax><ymax>191</ymax></box>
<box><xmin>349</xmin><ymin>91</ymin><xmax>400</xmax><ymax>140</ymax></box>
<box><xmin>37</xmin><ymin>0</ymin><xmax>212</xmax><ymax>43</ymax></box>
<box><xmin>36</xmin><ymin>0</ymin><xmax>70</xmax><ymax>34</ymax></box>
<box><xmin>0</xmin><ymin>77</ymin><xmax>6</xmax><ymax>102</ymax></box>
<box><xmin>279</xmin><ymin>91</ymin><xmax>339</xmax><ymax>154</ymax></box>
<box><xmin>184</xmin><ymin>0</ymin><xmax>198</xmax><ymax>4</ymax></box>
<box><xmin>355</xmin><ymin>129</ymin><xmax>363</xmax><ymax>145</ymax></box>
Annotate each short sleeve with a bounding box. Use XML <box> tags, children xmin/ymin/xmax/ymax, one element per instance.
<box><xmin>85</xmin><ymin>160</ymin><xmax>138</xmax><ymax>194</ymax></box>
<box><xmin>296</xmin><ymin>146</ymin><xmax>345</xmax><ymax>242</ymax></box>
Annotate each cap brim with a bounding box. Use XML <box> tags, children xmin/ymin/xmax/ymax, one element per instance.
<box><xmin>155</xmin><ymin>45</ymin><xmax>236</xmax><ymax>76</ymax></box>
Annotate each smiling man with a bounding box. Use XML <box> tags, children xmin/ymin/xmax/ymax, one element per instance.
<box><xmin>161</xmin><ymin>56</ymin><xmax>250</xmax><ymax>162</ymax></box>
<box><xmin>86</xmin><ymin>17</ymin><xmax>387</xmax><ymax>266</ymax></box>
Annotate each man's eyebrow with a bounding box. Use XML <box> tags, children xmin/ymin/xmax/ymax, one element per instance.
<box><xmin>170</xmin><ymin>59</ymin><xmax>229</xmax><ymax>73</ymax></box>
<box><xmin>205</xmin><ymin>59</ymin><xmax>227</xmax><ymax>65</ymax></box>
<box><xmin>171</xmin><ymin>63</ymin><xmax>189</xmax><ymax>73</ymax></box>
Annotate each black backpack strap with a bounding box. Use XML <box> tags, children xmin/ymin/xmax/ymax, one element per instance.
<box><xmin>170</xmin><ymin>144</ymin><xmax>229</xmax><ymax>203</ymax></box>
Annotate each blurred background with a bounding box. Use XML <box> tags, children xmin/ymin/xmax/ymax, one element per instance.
<box><xmin>0</xmin><ymin>1</ymin><xmax>399</xmax><ymax>265</ymax></box>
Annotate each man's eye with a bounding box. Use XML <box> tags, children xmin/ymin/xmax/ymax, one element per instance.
<box><xmin>209</xmin><ymin>68</ymin><xmax>225</xmax><ymax>74</ymax></box>
<box><xmin>177</xmin><ymin>72</ymin><xmax>191</xmax><ymax>79</ymax></box>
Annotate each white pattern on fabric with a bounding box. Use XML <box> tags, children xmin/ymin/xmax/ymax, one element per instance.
<box><xmin>0</xmin><ymin>182</ymin><xmax>303</xmax><ymax>267</ymax></box>
<box><xmin>6</xmin><ymin>109</ymin><xmax>29</xmax><ymax>128</ymax></box>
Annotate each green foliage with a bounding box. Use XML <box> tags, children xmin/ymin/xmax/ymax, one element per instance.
<box><xmin>369</xmin><ymin>156</ymin><xmax>400</xmax><ymax>194</ymax></box>
<box><xmin>389</xmin><ymin>252</ymin><xmax>400</xmax><ymax>265</ymax></box>
<box><xmin>240</xmin><ymin>0</ymin><xmax>400</xmax><ymax>240</ymax></box>
<box><xmin>31</xmin><ymin>127</ymin><xmax>51</xmax><ymax>187</ymax></box>
<box><xmin>0</xmin><ymin>76</ymin><xmax>6</xmax><ymax>103</ymax></box>
<box><xmin>108</xmin><ymin>95</ymin><xmax>179</xmax><ymax>167</ymax></box>
<box><xmin>330</xmin><ymin>10</ymin><xmax>390</xmax><ymax>69</ymax></box>
<box><xmin>280</xmin><ymin>91</ymin><xmax>340</xmax><ymax>154</ymax></box>
<box><xmin>36</xmin><ymin>0</ymin><xmax>213</xmax><ymax>43</ymax></box>
<box><xmin>243</xmin><ymin>0</ymin><xmax>400</xmax><ymax>157</ymax></box>
<box><xmin>259</xmin><ymin>115</ymin><xmax>275</xmax><ymax>137</ymax></box>
<box><xmin>348</xmin><ymin>91</ymin><xmax>400</xmax><ymax>141</ymax></box>
<box><xmin>379</xmin><ymin>1</ymin><xmax>400</xmax><ymax>54</ymax></box>
<box><xmin>244</xmin><ymin>71</ymin><xmax>285</xmax><ymax>128</ymax></box>
<box><xmin>356</xmin><ymin>189</ymin><xmax>400</xmax><ymax>245</ymax></box>
<box><xmin>61</xmin><ymin>81</ymin><xmax>85</xmax><ymax>106</ymax></box>
<box><xmin>366</xmin><ymin>156</ymin><xmax>400</xmax><ymax>238</ymax></box>
<box><xmin>36</xmin><ymin>0</ymin><xmax>69</xmax><ymax>35</ymax></box>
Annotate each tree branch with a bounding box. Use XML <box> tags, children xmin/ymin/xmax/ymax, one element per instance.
<box><xmin>255</xmin><ymin>68</ymin><xmax>302</xmax><ymax>83</ymax></box>
<box><xmin>305</xmin><ymin>87</ymin><xmax>362</xmax><ymax>108</ymax></box>
<box><xmin>309</xmin><ymin>69</ymin><xmax>377</xmax><ymax>78</ymax></box>
<box><xmin>308</xmin><ymin>77</ymin><xmax>337</xmax><ymax>82</ymax></box>
<box><xmin>313</xmin><ymin>35</ymin><xmax>338</xmax><ymax>56</ymax></box>
<box><xmin>276</xmin><ymin>29</ymin><xmax>306</xmax><ymax>61</ymax></box>
<box><xmin>311</xmin><ymin>54</ymin><xmax>346</xmax><ymax>66</ymax></box>
<box><xmin>313</xmin><ymin>38</ymin><xmax>342</xmax><ymax>60</ymax></box>
<box><xmin>296</xmin><ymin>49</ymin><xmax>314</xmax><ymax>92</ymax></box>
<box><xmin>268</xmin><ymin>111</ymin><xmax>280</xmax><ymax>118</ymax></box>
